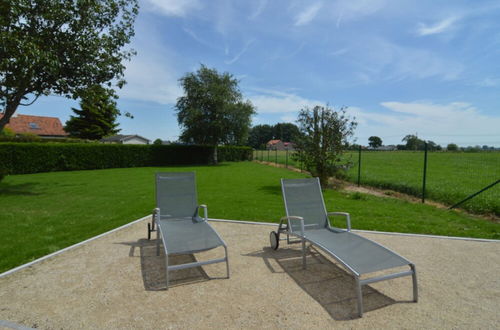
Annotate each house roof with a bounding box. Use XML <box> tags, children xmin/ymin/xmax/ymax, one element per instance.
<box><xmin>100</xmin><ymin>134</ymin><xmax>150</xmax><ymax>143</ymax></box>
<box><xmin>267</xmin><ymin>139</ymin><xmax>282</xmax><ymax>145</ymax></box>
<box><xmin>1</xmin><ymin>113</ymin><xmax>68</xmax><ymax>136</ymax></box>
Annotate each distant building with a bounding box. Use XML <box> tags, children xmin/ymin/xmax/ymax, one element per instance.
<box><xmin>369</xmin><ymin>145</ymin><xmax>397</xmax><ymax>151</ymax></box>
<box><xmin>100</xmin><ymin>134</ymin><xmax>150</xmax><ymax>145</ymax></box>
<box><xmin>1</xmin><ymin>113</ymin><xmax>68</xmax><ymax>138</ymax></box>
<box><xmin>266</xmin><ymin>139</ymin><xmax>295</xmax><ymax>150</ymax></box>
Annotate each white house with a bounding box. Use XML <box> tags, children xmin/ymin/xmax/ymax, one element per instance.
<box><xmin>100</xmin><ymin>134</ymin><xmax>150</xmax><ymax>145</ymax></box>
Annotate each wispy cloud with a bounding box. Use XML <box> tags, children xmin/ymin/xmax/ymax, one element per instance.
<box><xmin>225</xmin><ymin>39</ymin><xmax>255</xmax><ymax>65</ymax></box>
<box><xmin>332</xmin><ymin>0</ymin><xmax>388</xmax><ymax>25</ymax></box>
<box><xmin>416</xmin><ymin>16</ymin><xmax>459</xmax><ymax>36</ymax></box>
<box><xmin>119</xmin><ymin>26</ymin><xmax>182</xmax><ymax>104</ymax></box>
<box><xmin>249</xmin><ymin>89</ymin><xmax>322</xmax><ymax>114</ymax></box>
<box><xmin>294</xmin><ymin>2</ymin><xmax>323</xmax><ymax>26</ymax></box>
<box><xmin>144</xmin><ymin>0</ymin><xmax>202</xmax><ymax>17</ymax></box>
<box><xmin>349</xmin><ymin>38</ymin><xmax>463</xmax><ymax>82</ymax></box>
<box><xmin>183</xmin><ymin>27</ymin><xmax>217</xmax><ymax>50</ymax></box>
<box><xmin>475</xmin><ymin>77</ymin><xmax>500</xmax><ymax>87</ymax></box>
<box><xmin>248</xmin><ymin>0</ymin><xmax>268</xmax><ymax>20</ymax></box>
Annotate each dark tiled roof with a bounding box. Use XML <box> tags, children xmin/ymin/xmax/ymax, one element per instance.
<box><xmin>1</xmin><ymin>113</ymin><xmax>68</xmax><ymax>136</ymax></box>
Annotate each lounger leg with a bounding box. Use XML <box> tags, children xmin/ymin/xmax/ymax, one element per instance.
<box><xmin>411</xmin><ymin>264</ymin><xmax>418</xmax><ymax>302</ymax></box>
<box><xmin>301</xmin><ymin>237</ymin><xmax>306</xmax><ymax>269</ymax></box>
<box><xmin>355</xmin><ymin>277</ymin><xmax>363</xmax><ymax>317</ymax></box>
<box><xmin>224</xmin><ymin>246</ymin><xmax>230</xmax><ymax>279</ymax></box>
<box><xmin>156</xmin><ymin>225</ymin><xmax>160</xmax><ymax>256</ymax></box>
<box><xmin>165</xmin><ymin>253</ymin><xmax>169</xmax><ymax>289</ymax></box>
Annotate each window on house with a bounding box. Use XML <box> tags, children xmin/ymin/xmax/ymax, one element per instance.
<box><xmin>29</xmin><ymin>122</ymin><xmax>40</xmax><ymax>129</ymax></box>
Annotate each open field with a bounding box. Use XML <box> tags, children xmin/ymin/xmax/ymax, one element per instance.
<box><xmin>253</xmin><ymin>150</ymin><xmax>500</xmax><ymax>215</ymax></box>
<box><xmin>1</xmin><ymin>162</ymin><xmax>498</xmax><ymax>273</ymax></box>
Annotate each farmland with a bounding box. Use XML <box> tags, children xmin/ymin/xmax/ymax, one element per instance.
<box><xmin>253</xmin><ymin>149</ymin><xmax>500</xmax><ymax>216</ymax></box>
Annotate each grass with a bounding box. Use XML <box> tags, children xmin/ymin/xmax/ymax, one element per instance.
<box><xmin>0</xmin><ymin>161</ymin><xmax>498</xmax><ymax>273</ymax></box>
<box><xmin>253</xmin><ymin>150</ymin><xmax>500</xmax><ymax>215</ymax></box>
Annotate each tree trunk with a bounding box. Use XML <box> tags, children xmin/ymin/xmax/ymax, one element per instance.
<box><xmin>211</xmin><ymin>145</ymin><xmax>218</xmax><ymax>165</ymax></box>
<box><xmin>0</xmin><ymin>96</ymin><xmax>22</xmax><ymax>131</ymax></box>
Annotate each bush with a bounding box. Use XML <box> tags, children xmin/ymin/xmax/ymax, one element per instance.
<box><xmin>0</xmin><ymin>127</ymin><xmax>15</xmax><ymax>138</ymax></box>
<box><xmin>218</xmin><ymin>146</ymin><xmax>253</xmax><ymax>162</ymax></box>
<box><xmin>0</xmin><ymin>143</ymin><xmax>252</xmax><ymax>174</ymax></box>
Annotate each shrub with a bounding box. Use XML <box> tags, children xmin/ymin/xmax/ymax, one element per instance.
<box><xmin>218</xmin><ymin>146</ymin><xmax>253</xmax><ymax>161</ymax></box>
<box><xmin>0</xmin><ymin>127</ymin><xmax>15</xmax><ymax>138</ymax></box>
<box><xmin>0</xmin><ymin>143</ymin><xmax>252</xmax><ymax>174</ymax></box>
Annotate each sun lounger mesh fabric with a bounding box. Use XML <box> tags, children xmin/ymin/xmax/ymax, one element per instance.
<box><xmin>156</xmin><ymin>172</ymin><xmax>198</xmax><ymax>218</ymax></box>
<box><xmin>304</xmin><ymin>229</ymin><xmax>410</xmax><ymax>274</ymax></box>
<box><xmin>156</xmin><ymin>172</ymin><xmax>223</xmax><ymax>254</ymax></box>
<box><xmin>282</xmin><ymin>178</ymin><xmax>410</xmax><ymax>275</ymax></box>
<box><xmin>282</xmin><ymin>178</ymin><xmax>329</xmax><ymax>232</ymax></box>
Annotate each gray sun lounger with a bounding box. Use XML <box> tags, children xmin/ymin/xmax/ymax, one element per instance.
<box><xmin>147</xmin><ymin>172</ymin><xmax>229</xmax><ymax>288</ymax></box>
<box><xmin>270</xmin><ymin>178</ymin><xmax>417</xmax><ymax>317</ymax></box>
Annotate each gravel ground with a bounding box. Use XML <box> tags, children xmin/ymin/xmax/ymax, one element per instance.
<box><xmin>0</xmin><ymin>219</ymin><xmax>499</xmax><ymax>329</ymax></box>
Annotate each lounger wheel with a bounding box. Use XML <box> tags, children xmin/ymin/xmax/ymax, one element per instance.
<box><xmin>270</xmin><ymin>231</ymin><xmax>279</xmax><ymax>250</ymax></box>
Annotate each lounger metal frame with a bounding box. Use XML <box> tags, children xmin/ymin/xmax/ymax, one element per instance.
<box><xmin>275</xmin><ymin>178</ymin><xmax>418</xmax><ymax>317</ymax></box>
<box><xmin>147</xmin><ymin>174</ymin><xmax>229</xmax><ymax>289</ymax></box>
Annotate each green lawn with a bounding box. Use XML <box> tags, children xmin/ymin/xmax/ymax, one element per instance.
<box><xmin>253</xmin><ymin>150</ymin><xmax>500</xmax><ymax>215</ymax></box>
<box><xmin>1</xmin><ymin>161</ymin><xmax>498</xmax><ymax>273</ymax></box>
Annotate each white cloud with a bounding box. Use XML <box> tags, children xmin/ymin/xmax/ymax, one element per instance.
<box><xmin>416</xmin><ymin>16</ymin><xmax>459</xmax><ymax>36</ymax></box>
<box><xmin>119</xmin><ymin>30</ymin><xmax>182</xmax><ymax>105</ymax></box>
<box><xmin>294</xmin><ymin>2</ymin><xmax>323</xmax><ymax>26</ymax></box>
<box><xmin>249</xmin><ymin>89</ymin><xmax>322</xmax><ymax>114</ymax></box>
<box><xmin>352</xmin><ymin>101</ymin><xmax>500</xmax><ymax>146</ymax></box>
<box><xmin>144</xmin><ymin>0</ymin><xmax>202</xmax><ymax>17</ymax></box>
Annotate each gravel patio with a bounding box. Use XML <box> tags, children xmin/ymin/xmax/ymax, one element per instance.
<box><xmin>0</xmin><ymin>218</ymin><xmax>499</xmax><ymax>329</ymax></box>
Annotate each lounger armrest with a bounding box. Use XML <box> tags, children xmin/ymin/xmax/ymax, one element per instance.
<box><xmin>197</xmin><ymin>204</ymin><xmax>208</xmax><ymax>221</ymax></box>
<box><xmin>327</xmin><ymin>212</ymin><xmax>351</xmax><ymax>231</ymax></box>
<box><xmin>280</xmin><ymin>216</ymin><xmax>305</xmax><ymax>236</ymax></box>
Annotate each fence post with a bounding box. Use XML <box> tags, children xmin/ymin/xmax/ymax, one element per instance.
<box><xmin>299</xmin><ymin>151</ymin><xmax>303</xmax><ymax>172</ymax></box>
<box><xmin>422</xmin><ymin>142</ymin><xmax>428</xmax><ymax>203</ymax></box>
<box><xmin>357</xmin><ymin>145</ymin><xmax>362</xmax><ymax>187</ymax></box>
<box><xmin>285</xmin><ymin>148</ymin><xmax>288</xmax><ymax>168</ymax></box>
<box><xmin>261</xmin><ymin>149</ymin><xmax>263</xmax><ymax>161</ymax></box>
<box><xmin>267</xmin><ymin>149</ymin><xmax>270</xmax><ymax>162</ymax></box>
<box><xmin>275</xmin><ymin>149</ymin><xmax>278</xmax><ymax>164</ymax></box>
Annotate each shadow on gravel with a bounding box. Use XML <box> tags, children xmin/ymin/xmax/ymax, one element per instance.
<box><xmin>245</xmin><ymin>246</ymin><xmax>397</xmax><ymax>320</ymax></box>
<box><xmin>119</xmin><ymin>239</ymin><xmax>210</xmax><ymax>291</ymax></box>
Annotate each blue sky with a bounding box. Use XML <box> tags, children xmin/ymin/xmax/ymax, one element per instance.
<box><xmin>25</xmin><ymin>0</ymin><xmax>500</xmax><ymax>146</ymax></box>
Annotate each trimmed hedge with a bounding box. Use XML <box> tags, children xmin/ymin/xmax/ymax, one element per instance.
<box><xmin>0</xmin><ymin>143</ymin><xmax>252</xmax><ymax>175</ymax></box>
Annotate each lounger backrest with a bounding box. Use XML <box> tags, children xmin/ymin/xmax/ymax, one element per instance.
<box><xmin>156</xmin><ymin>172</ymin><xmax>198</xmax><ymax>219</ymax></box>
<box><xmin>281</xmin><ymin>178</ymin><xmax>328</xmax><ymax>232</ymax></box>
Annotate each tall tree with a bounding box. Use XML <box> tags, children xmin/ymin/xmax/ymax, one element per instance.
<box><xmin>402</xmin><ymin>134</ymin><xmax>425</xmax><ymax>150</ymax></box>
<box><xmin>273</xmin><ymin>122</ymin><xmax>300</xmax><ymax>142</ymax></box>
<box><xmin>175</xmin><ymin>65</ymin><xmax>256</xmax><ymax>164</ymax></box>
<box><xmin>0</xmin><ymin>0</ymin><xmax>138</xmax><ymax>130</ymax></box>
<box><xmin>368</xmin><ymin>136</ymin><xmax>383</xmax><ymax>148</ymax></box>
<box><xmin>294</xmin><ymin>105</ymin><xmax>357</xmax><ymax>186</ymax></box>
<box><xmin>247</xmin><ymin>124</ymin><xmax>274</xmax><ymax>149</ymax></box>
<box><xmin>447</xmin><ymin>143</ymin><xmax>459</xmax><ymax>151</ymax></box>
<box><xmin>64</xmin><ymin>85</ymin><xmax>121</xmax><ymax>140</ymax></box>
